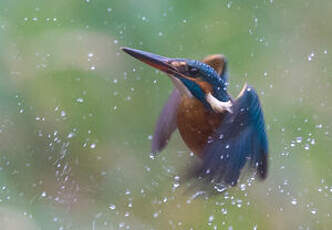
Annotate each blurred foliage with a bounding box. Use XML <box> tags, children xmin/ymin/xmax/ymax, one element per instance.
<box><xmin>0</xmin><ymin>0</ymin><xmax>332</xmax><ymax>229</ymax></box>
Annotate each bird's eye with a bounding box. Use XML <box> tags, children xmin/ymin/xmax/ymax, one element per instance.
<box><xmin>188</xmin><ymin>67</ymin><xmax>199</xmax><ymax>76</ymax></box>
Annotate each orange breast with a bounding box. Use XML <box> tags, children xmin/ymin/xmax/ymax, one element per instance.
<box><xmin>176</xmin><ymin>95</ymin><xmax>225</xmax><ymax>157</ymax></box>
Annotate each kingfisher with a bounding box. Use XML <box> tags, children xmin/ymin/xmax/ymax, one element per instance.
<box><xmin>121</xmin><ymin>47</ymin><xmax>268</xmax><ymax>188</ymax></box>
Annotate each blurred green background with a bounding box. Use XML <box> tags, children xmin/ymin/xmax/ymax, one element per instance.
<box><xmin>0</xmin><ymin>0</ymin><xmax>331</xmax><ymax>229</ymax></box>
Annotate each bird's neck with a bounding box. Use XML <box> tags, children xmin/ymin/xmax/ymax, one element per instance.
<box><xmin>170</xmin><ymin>76</ymin><xmax>193</xmax><ymax>97</ymax></box>
<box><xmin>212</xmin><ymin>83</ymin><xmax>230</xmax><ymax>102</ymax></box>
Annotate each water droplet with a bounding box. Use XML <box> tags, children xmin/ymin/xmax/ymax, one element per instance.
<box><xmin>125</xmin><ymin>189</ymin><xmax>131</xmax><ymax>195</ymax></box>
<box><xmin>153</xmin><ymin>211</ymin><xmax>159</xmax><ymax>218</ymax></box>
<box><xmin>149</xmin><ymin>153</ymin><xmax>156</xmax><ymax>160</ymax></box>
<box><xmin>307</xmin><ymin>52</ymin><xmax>315</xmax><ymax>61</ymax></box>
<box><xmin>172</xmin><ymin>182</ymin><xmax>180</xmax><ymax>190</ymax></box>
<box><xmin>310</xmin><ymin>139</ymin><xmax>315</xmax><ymax>145</ymax></box>
<box><xmin>60</xmin><ymin>111</ymin><xmax>66</xmax><ymax>117</ymax></box>
<box><xmin>67</xmin><ymin>132</ymin><xmax>75</xmax><ymax>138</ymax></box>
<box><xmin>226</xmin><ymin>1</ymin><xmax>232</xmax><ymax>8</ymax></box>
<box><xmin>221</xmin><ymin>208</ymin><xmax>228</xmax><ymax>215</ymax></box>
<box><xmin>214</xmin><ymin>184</ymin><xmax>227</xmax><ymax>193</ymax></box>
<box><xmin>296</xmin><ymin>137</ymin><xmax>302</xmax><ymax>143</ymax></box>
<box><xmin>76</xmin><ymin>98</ymin><xmax>84</xmax><ymax>103</ymax></box>
<box><xmin>90</xmin><ymin>143</ymin><xmax>96</xmax><ymax>149</ymax></box>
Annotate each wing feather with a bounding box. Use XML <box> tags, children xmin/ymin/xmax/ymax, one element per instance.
<box><xmin>194</xmin><ymin>84</ymin><xmax>268</xmax><ymax>186</ymax></box>
<box><xmin>151</xmin><ymin>89</ymin><xmax>181</xmax><ymax>153</ymax></box>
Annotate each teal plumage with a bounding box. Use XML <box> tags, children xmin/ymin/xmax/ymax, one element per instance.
<box><xmin>122</xmin><ymin>47</ymin><xmax>268</xmax><ymax>188</ymax></box>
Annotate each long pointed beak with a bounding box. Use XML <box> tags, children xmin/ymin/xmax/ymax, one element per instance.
<box><xmin>121</xmin><ymin>47</ymin><xmax>177</xmax><ymax>74</ymax></box>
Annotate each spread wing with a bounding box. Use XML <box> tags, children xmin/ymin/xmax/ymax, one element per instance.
<box><xmin>193</xmin><ymin>84</ymin><xmax>268</xmax><ymax>186</ymax></box>
<box><xmin>151</xmin><ymin>89</ymin><xmax>181</xmax><ymax>153</ymax></box>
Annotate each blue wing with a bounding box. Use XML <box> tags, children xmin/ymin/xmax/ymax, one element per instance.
<box><xmin>194</xmin><ymin>84</ymin><xmax>268</xmax><ymax>186</ymax></box>
<box><xmin>151</xmin><ymin>89</ymin><xmax>181</xmax><ymax>153</ymax></box>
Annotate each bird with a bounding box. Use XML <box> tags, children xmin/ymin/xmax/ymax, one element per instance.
<box><xmin>121</xmin><ymin>47</ymin><xmax>268</xmax><ymax>189</ymax></box>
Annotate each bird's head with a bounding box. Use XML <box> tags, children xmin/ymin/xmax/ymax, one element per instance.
<box><xmin>121</xmin><ymin>47</ymin><xmax>232</xmax><ymax>113</ymax></box>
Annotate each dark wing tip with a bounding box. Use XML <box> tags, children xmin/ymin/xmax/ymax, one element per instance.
<box><xmin>151</xmin><ymin>136</ymin><xmax>167</xmax><ymax>154</ymax></box>
<box><xmin>257</xmin><ymin>152</ymin><xmax>268</xmax><ymax>180</ymax></box>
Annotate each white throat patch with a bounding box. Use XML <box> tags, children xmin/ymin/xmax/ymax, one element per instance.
<box><xmin>206</xmin><ymin>93</ymin><xmax>233</xmax><ymax>113</ymax></box>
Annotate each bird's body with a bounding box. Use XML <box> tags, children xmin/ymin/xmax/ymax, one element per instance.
<box><xmin>122</xmin><ymin>47</ymin><xmax>269</xmax><ymax>188</ymax></box>
<box><xmin>177</xmin><ymin>95</ymin><xmax>224</xmax><ymax>157</ymax></box>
